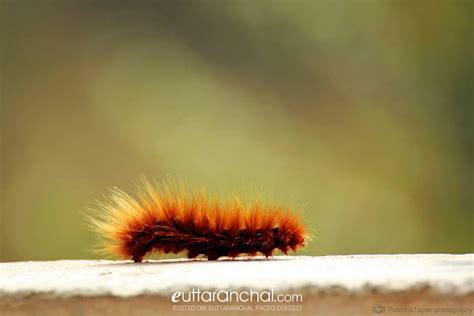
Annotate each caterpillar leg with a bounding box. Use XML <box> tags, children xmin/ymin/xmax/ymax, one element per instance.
<box><xmin>187</xmin><ymin>250</ymin><xmax>199</xmax><ymax>259</ymax></box>
<box><xmin>263</xmin><ymin>250</ymin><xmax>274</xmax><ymax>259</ymax></box>
<box><xmin>207</xmin><ymin>252</ymin><xmax>220</xmax><ymax>261</ymax></box>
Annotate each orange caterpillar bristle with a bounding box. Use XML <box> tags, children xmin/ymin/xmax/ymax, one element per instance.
<box><xmin>89</xmin><ymin>181</ymin><xmax>306</xmax><ymax>262</ymax></box>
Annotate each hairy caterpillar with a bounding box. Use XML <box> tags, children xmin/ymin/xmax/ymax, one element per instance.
<box><xmin>89</xmin><ymin>181</ymin><xmax>306</xmax><ymax>262</ymax></box>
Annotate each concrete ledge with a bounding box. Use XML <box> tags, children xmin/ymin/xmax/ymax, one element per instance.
<box><xmin>1</xmin><ymin>254</ymin><xmax>473</xmax><ymax>315</ymax></box>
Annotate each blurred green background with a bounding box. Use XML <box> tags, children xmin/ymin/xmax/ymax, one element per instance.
<box><xmin>1</xmin><ymin>1</ymin><xmax>472</xmax><ymax>262</ymax></box>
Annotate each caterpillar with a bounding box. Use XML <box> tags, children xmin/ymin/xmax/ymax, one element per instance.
<box><xmin>89</xmin><ymin>181</ymin><xmax>306</xmax><ymax>262</ymax></box>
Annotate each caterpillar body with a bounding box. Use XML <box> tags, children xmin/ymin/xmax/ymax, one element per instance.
<box><xmin>90</xmin><ymin>181</ymin><xmax>306</xmax><ymax>262</ymax></box>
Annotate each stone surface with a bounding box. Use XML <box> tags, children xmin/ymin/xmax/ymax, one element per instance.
<box><xmin>1</xmin><ymin>254</ymin><xmax>473</xmax><ymax>315</ymax></box>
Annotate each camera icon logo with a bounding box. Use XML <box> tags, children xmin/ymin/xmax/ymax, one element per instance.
<box><xmin>373</xmin><ymin>304</ymin><xmax>385</xmax><ymax>314</ymax></box>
